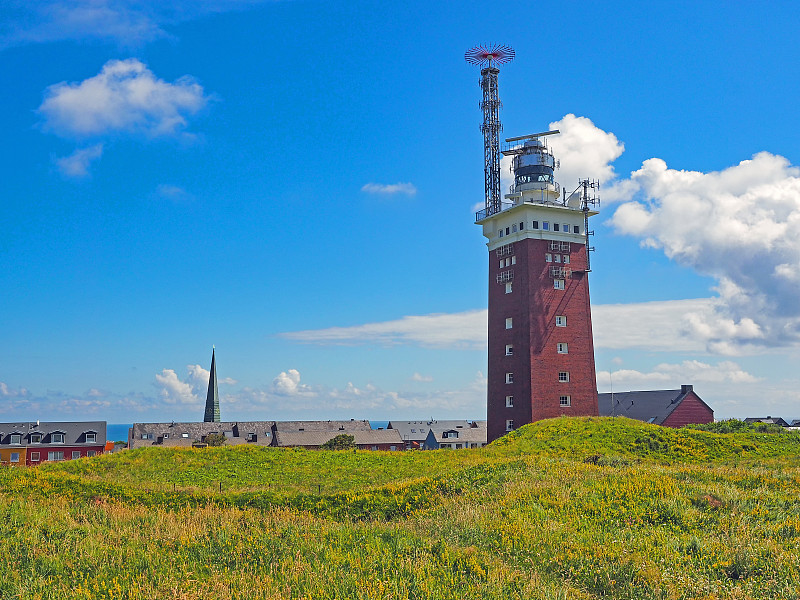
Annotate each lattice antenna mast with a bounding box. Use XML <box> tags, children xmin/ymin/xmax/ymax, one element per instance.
<box><xmin>579</xmin><ymin>179</ymin><xmax>600</xmax><ymax>272</ymax></box>
<box><xmin>466</xmin><ymin>44</ymin><xmax>514</xmax><ymax>217</ymax></box>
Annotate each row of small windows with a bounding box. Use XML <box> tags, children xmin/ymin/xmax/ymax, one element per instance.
<box><xmin>498</xmin><ymin>221</ymin><xmax>581</xmax><ymax>238</ymax></box>
<box><xmin>504</xmin><ymin>316</ymin><xmax>566</xmax><ymax>329</ymax></box>
<box><xmin>4</xmin><ymin>432</ymin><xmax>94</xmax><ymax>445</ymax></box>
<box><xmin>2</xmin><ymin>450</ymin><xmax>97</xmax><ymax>463</ymax></box>
<box><xmin>545</xmin><ymin>254</ymin><xmax>570</xmax><ymax>264</ymax></box>
<box><xmin>499</xmin><ymin>256</ymin><xmax>517</xmax><ymax>268</ymax></box>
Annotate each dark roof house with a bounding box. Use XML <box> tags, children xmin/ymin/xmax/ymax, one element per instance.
<box><xmin>744</xmin><ymin>417</ymin><xmax>791</xmax><ymax>427</ymax></box>
<box><xmin>423</xmin><ymin>421</ymin><xmax>488</xmax><ymax>450</ymax></box>
<box><xmin>388</xmin><ymin>420</ymin><xmax>486</xmax><ymax>449</ymax></box>
<box><xmin>129</xmin><ymin>421</ymin><xmax>277</xmax><ymax>449</ymax></box>
<box><xmin>273</xmin><ymin>428</ymin><xmax>403</xmax><ymax>450</ymax></box>
<box><xmin>598</xmin><ymin>385</ymin><xmax>713</xmax><ymax>427</ymax></box>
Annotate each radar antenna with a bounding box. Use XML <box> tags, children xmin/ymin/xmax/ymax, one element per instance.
<box><xmin>466</xmin><ymin>44</ymin><xmax>514</xmax><ymax>217</ymax></box>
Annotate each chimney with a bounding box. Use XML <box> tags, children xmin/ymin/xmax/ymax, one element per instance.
<box><xmin>681</xmin><ymin>384</ymin><xmax>693</xmax><ymax>394</ymax></box>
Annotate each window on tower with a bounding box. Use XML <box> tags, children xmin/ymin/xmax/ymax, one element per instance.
<box><xmin>545</xmin><ymin>253</ymin><xmax>552</xmax><ymax>262</ymax></box>
<box><xmin>505</xmin><ymin>395</ymin><xmax>514</xmax><ymax>408</ymax></box>
<box><xmin>505</xmin><ymin>373</ymin><xmax>514</xmax><ymax>384</ymax></box>
<box><xmin>560</xmin><ymin>395</ymin><xmax>571</xmax><ymax>407</ymax></box>
<box><xmin>555</xmin><ymin>315</ymin><xmax>567</xmax><ymax>327</ymax></box>
<box><xmin>506</xmin><ymin>227</ymin><xmax>510</xmax><ymax>235</ymax></box>
<box><xmin>563</xmin><ymin>255</ymin><xmax>570</xmax><ymax>264</ymax></box>
<box><xmin>554</xmin><ymin>254</ymin><xmax>561</xmax><ymax>263</ymax></box>
<box><xmin>557</xmin><ymin>343</ymin><xmax>568</xmax><ymax>354</ymax></box>
<box><xmin>553</xmin><ymin>224</ymin><xmax>560</xmax><ymax>232</ymax></box>
<box><xmin>505</xmin><ymin>318</ymin><xmax>513</xmax><ymax>329</ymax></box>
<box><xmin>573</xmin><ymin>225</ymin><xmax>580</xmax><ymax>234</ymax></box>
<box><xmin>499</xmin><ymin>230</ymin><xmax>504</xmax><ymax>238</ymax></box>
<box><xmin>532</xmin><ymin>221</ymin><xmax>539</xmax><ymax>229</ymax></box>
<box><xmin>512</xmin><ymin>224</ymin><xmax>517</xmax><ymax>233</ymax></box>
<box><xmin>519</xmin><ymin>222</ymin><xmax>524</xmax><ymax>230</ymax></box>
<box><xmin>505</xmin><ymin>282</ymin><xmax>512</xmax><ymax>294</ymax></box>
<box><xmin>505</xmin><ymin>345</ymin><xmax>513</xmax><ymax>356</ymax></box>
<box><xmin>563</xmin><ymin>224</ymin><xmax>569</xmax><ymax>233</ymax></box>
<box><xmin>559</xmin><ymin>371</ymin><xmax>569</xmax><ymax>382</ymax></box>
<box><xmin>554</xmin><ymin>279</ymin><xmax>565</xmax><ymax>290</ymax></box>
<box><xmin>511</xmin><ymin>256</ymin><xmax>516</xmax><ymax>265</ymax></box>
<box><xmin>542</xmin><ymin>222</ymin><xmax>550</xmax><ymax>230</ymax></box>
<box><xmin>506</xmin><ymin>420</ymin><xmax>514</xmax><ymax>431</ymax></box>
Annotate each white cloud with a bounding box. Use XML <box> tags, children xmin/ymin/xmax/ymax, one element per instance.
<box><xmin>154</xmin><ymin>368</ymin><xmax>198</xmax><ymax>405</ymax></box>
<box><xmin>361</xmin><ymin>182</ymin><xmax>417</xmax><ymax>196</ymax></box>
<box><xmin>39</xmin><ymin>59</ymin><xmax>208</xmax><ymax>139</ymax></box>
<box><xmin>55</xmin><ymin>144</ymin><xmax>103</xmax><ymax>178</ymax></box>
<box><xmin>596</xmin><ymin>359</ymin><xmax>759</xmax><ymax>392</ymax></box>
<box><xmin>272</xmin><ymin>369</ymin><xmax>315</xmax><ymax>397</ymax></box>
<box><xmin>0</xmin><ymin>382</ymin><xmax>29</xmax><ymax>398</ymax></box>
<box><xmin>411</xmin><ymin>372</ymin><xmax>433</xmax><ymax>382</ymax></box>
<box><xmin>280</xmin><ymin>309</ymin><xmax>487</xmax><ymax>349</ymax></box>
<box><xmin>226</xmin><ymin>371</ymin><xmax>487</xmax><ymax>419</ymax></box>
<box><xmin>156</xmin><ymin>184</ymin><xmax>190</xmax><ymax>201</ymax></box>
<box><xmin>608</xmin><ymin>151</ymin><xmax>800</xmax><ymax>348</ymax></box>
<box><xmin>547</xmin><ymin>114</ymin><xmax>625</xmax><ymax>191</ymax></box>
<box><xmin>1</xmin><ymin>1</ymin><xmax>269</xmax><ymax>49</ymax></box>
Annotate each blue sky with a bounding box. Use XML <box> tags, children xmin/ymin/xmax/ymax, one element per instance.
<box><xmin>2</xmin><ymin>0</ymin><xmax>800</xmax><ymax>423</ymax></box>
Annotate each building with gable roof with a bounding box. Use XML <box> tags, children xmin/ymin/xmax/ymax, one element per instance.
<box><xmin>598</xmin><ymin>385</ymin><xmax>713</xmax><ymax>427</ymax></box>
<box><xmin>0</xmin><ymin>421</ymin><xmax>107</xmax><ymax>466</ymax></box>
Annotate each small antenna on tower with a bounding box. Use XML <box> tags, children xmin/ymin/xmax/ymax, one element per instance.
<box><xmin>466</xmin><ymin>44</ymin><xmax>514</xmax><ymax>217</ymax></box>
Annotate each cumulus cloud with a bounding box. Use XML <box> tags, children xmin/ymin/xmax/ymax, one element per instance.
<box><xmin>596</xmin><ymin>360</ymin><xmax>759</xmax><ymax>392</ymax></box>
<box><xmin>547</xmin><ymin>114</ymin><xmax>625</xmax><ymax>191</ymax></box>
<box><xmin>0</xmin><ymin>382</ymin><xmax>29</xmax><ymax>398</ymax></box>
<box><xmin>361</xmin><ymin>182</ymin><xmax>417</xmax><ymax>196</ymax></box>
<box><xmin>154</xmin><ymin>369</ymin><xmax>198</xmax><ymax>405</ymax></box>
<box><xmin>271</xmin><ymin>369</ymin><xmax>315</xmax><ymax>397</ymax></box>
<box><xmin>226</xmin><ymin>371</ymin><xmax>487</xmax><ymax>419</ymax></box>
<box><xmin>411</xmin><ymin>372</ymin><xmax>433</xmax><ymax>382</ymax></box>
<box><xmin>608</xmin><ymin>151</ymin><xmax>800</xmax><ymax>349</ymax></box>
<box><xmin>55</xmin><ymin>144</ymin><xmax>103</xmax><ymax>178</ymax></box>
<box><xmin>153</xmin><ymin>362</ymin><xmax>235</xmax><ymax>406</ymax></box>
<box><xmin>39</xmin><ymin>59</ymin><xmax>208</xmax><ymax>139</ymax></box>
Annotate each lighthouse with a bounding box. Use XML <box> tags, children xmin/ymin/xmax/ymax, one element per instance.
<box><xmin>465</xmin><ymin>45</ymin><xmax>599</xmax><ymax>442</ymax></box>
<box><xmin>476</xmin><ymin>134</ymin><xmax>599</xmax><ymax>442</ymax></box>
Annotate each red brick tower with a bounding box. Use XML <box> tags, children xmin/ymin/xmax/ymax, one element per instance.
<box><xmin>476</xmin><ymin>133</ymin><xmax>599</xmax><ymax>442</ymax></box>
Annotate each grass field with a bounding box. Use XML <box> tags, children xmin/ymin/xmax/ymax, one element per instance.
<box><xmin>1</xmin><ymin>417</ymin><xmax>799</xmax><ymax>599</ymax></box>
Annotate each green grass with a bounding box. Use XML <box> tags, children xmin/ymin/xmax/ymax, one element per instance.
<box><xmin>1</xmin><ymin>417</ymin><xmax>799</xmax><ymax>599</ymax></box>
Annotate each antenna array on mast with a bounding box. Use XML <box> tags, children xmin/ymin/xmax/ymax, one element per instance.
<box><xmin>466</xmin><ymin>44</ymin><xmax>514</xmax><ymax>217</ymax></box>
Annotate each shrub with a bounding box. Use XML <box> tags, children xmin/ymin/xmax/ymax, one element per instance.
<box><xmin>204</xmin><ymin>433</ymin><xmax>227</xmax><ymax>447</ymax></box>
<box><xmin>321</xmin><ymin>434</ymin><xmax>356</xmax><ymax>450</ymax></box>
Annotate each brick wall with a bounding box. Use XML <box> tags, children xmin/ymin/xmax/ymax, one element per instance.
<box><xmin>487</xmin><ymin>237</ymin><xmax>598</xmax><ymax>442</ymax></box>
<box><xmin>661</xmin><ymin>392</ymin><xmax>714</xmax><ymax>427</ymax></box>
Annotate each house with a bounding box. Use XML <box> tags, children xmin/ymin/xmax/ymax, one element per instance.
<box><xmin>274</xmin><ymin>420</ymin><xmax>372</xmax><ymax>434</ymax></box>
<box><xmin>387</xmin><ymin>420</ymin><xmax>487</xmax><ymax>450</ymax></box>
<box><xmin>423</xmin><ymin>421</ymin><xmax>488</xmax><ymax>449</ymax></box>
<box><xmin>598</xmin><ymin>385</ymin><xmax>713</xmax><ymax>427</ymax></box>
<box><xmin>0</xmin><ymin>421</ymin><xmax>107</xmax><ymax>466</ymax></box>
<box><xmin>744</xmin><ymin>417</ymin><xmax>791</xmax><ymax>428</ymax></box>
<box><xmin>129</xmin><ymin>419</ymin><xmax>382</xmax><ymax>449</ymax></box>
<box><xmin>273</xmin><ymin>428</ymin><xmax>403</xmax><ymax>451</ymax></box>
<box><xmin>129</xmin><ymin>421</ymin><xmax>277</xmax><ymax>449</ymax></box>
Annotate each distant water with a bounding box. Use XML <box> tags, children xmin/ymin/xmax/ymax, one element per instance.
<box><xmin>108</xmin><ymin>421</ymin><xmax>390</xmax><ymax>442</ymax></box>
<box><xmin>108</xmin><ymin>424</ymin><xmax>132</xmax><ymax>443</ymax></box>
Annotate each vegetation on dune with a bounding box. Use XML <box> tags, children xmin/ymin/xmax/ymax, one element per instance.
<box><xmin>1</xmin><ymin>416</ymin><xmax>799</xmax><ymax>599</ymax></box>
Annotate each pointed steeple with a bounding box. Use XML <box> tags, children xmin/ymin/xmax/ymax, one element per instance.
<box><xmin>203</xmin><ymin>346</ymin><xmax>220</xmax><ymax>423</ymax></box>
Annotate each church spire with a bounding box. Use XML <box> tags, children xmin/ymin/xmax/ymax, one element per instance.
<box><xmin>203</xmin><ymin>346</ymin><xmax>220</xmax><ymax>422</ymax></box>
